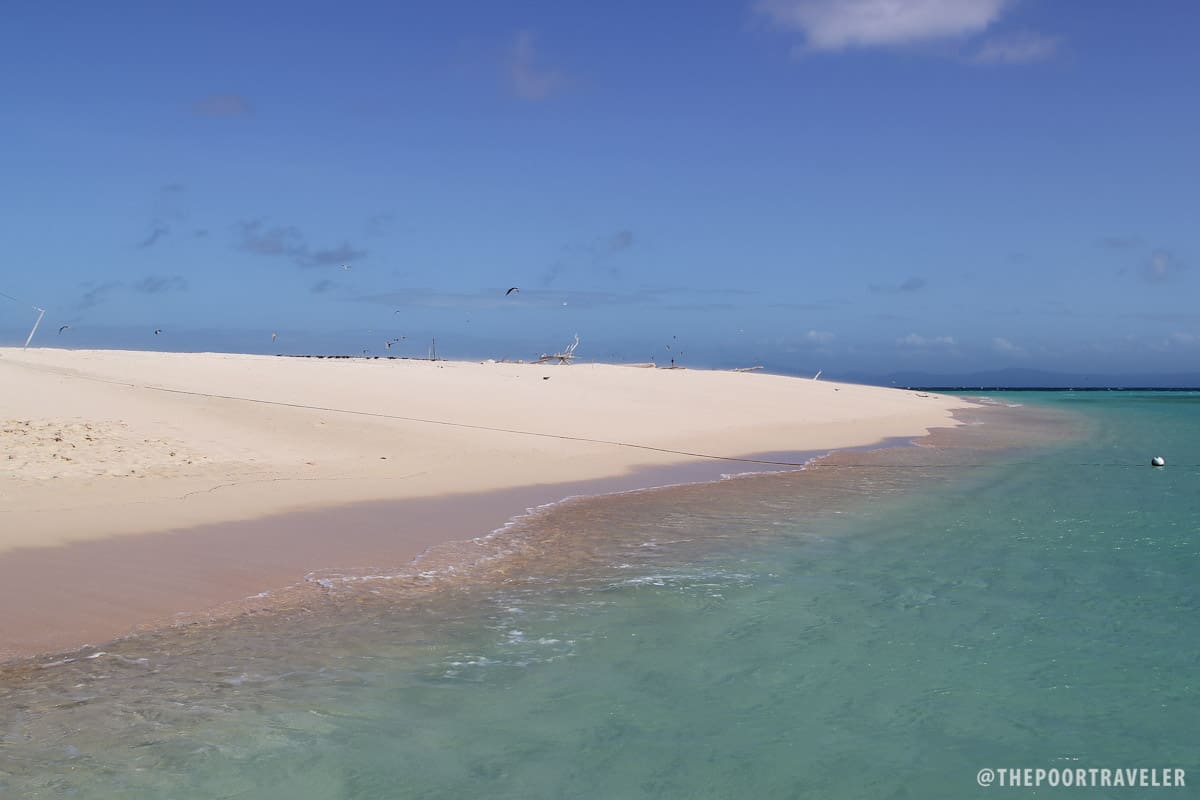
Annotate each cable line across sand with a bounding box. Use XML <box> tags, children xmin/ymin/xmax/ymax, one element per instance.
<box><xmin>127</xmin><ymin>382</ymin><xmax>1193</xmax><ymax>470</ymax></box>
<box><xmin>11</xmin><ymin>359</ymin><xmax>1185</xmax><ymax>470</ymax></box>
<box><xmin>136</xmin><ymin>383</ymin><xmax>821</xmax><ymax>467</ymax></box>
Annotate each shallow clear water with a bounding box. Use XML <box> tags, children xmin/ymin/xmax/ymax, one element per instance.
<box><xmin>2</xmin><ymin>393</ymin><xmax>1198</xmax><ymax>798</ymax></box>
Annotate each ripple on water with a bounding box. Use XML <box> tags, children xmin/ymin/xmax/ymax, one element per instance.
<box><xmin>2</xmin><ymin>400</ymin><xmax>1120</xmax><ymax>798</ymax></box>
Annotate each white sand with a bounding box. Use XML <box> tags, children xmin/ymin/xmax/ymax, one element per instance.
<box><xmin>0</xmin><ymin>348</ymin><xmax>968</xmax><ymax>553</ymax></box>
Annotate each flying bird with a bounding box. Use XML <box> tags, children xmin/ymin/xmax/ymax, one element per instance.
<box><xmin>272</xmin><ymin>332</ymin><xmax>278</xmax><ymax>343</ymax></box>
<box><xmin>154</xmin><ymin>329</ymin><xmax>163</xmax><ymax>335</ymax></box>
<box><xmin>341</xmin><ymin>264</ymin><xmax>352</xmax><ymax>271</ymax></box>
<box><xmin>505</xmin><ymin>287</ymin><xmax>520</xmax><ymax>296</ymax></box>
<box><xmin>58</xmin><ymin>325</ymin><xmax>70</xmax><ymax>334</ymax></box>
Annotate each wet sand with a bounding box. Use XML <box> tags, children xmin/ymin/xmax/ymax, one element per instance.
<box><xmin>0</xmin><ymin>456</ymin><xmax>809</xmax><ymax>661</ymax></box>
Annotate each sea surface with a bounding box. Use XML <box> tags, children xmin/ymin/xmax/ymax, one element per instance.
<box><xmin>1</xmin><ymin>392</ymin><xmax>1197</xmax><ymax>799</ymax></box>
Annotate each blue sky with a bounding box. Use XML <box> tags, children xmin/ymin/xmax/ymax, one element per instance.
<box><xmin>1</xmin><ymin>0</ymin><xmax>1197</xmax><ymax>376</ymax></box>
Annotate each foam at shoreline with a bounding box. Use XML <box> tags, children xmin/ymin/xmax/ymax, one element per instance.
<box><xmin>2</xmin><ymin>393</ymin><xmax>1190</xmax><ymax>800</ymax></box>
<box><xmin>0</xmin><ymin>400</ymin><xmax>1080</xmax><ymax>669</ymax></box>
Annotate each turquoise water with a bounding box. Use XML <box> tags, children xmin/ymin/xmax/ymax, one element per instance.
<box><xmin>2</xmin><ymin>393</ymin><xmax>1198</xmax><ymax>798</ymax></box>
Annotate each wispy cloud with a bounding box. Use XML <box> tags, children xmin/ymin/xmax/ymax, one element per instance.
<box><xmin>756</xmin><ymin>0</ymin><xmax>1010</xmax><ymax>51</ymax></box>
<box><xmin>972</xmin><ymin>31</ymin><xmax>1060</xmax><ymax>64</ymax></box>
<box><xmin>239</xmin><ymin>221</ymin><xmax>305</xmax><ymax>257</ymax></box>
<box><xmin>299</xmin><ymin>243</ymin><xmax>367</xmax><ymax>268</ymax></box>
<box><xmin>134</xmin><ymin>275</ymin><xmax>188</xmax><ymax>294</ymax></box>
<box><xmin>1099</xmin><ymin>235</ymin><xmax>1142</xmax><ymax>250</ymax></box>
<box><xmin>194</xmin><ymin>93</ymin><xmax>253</xmax><ymax>117</ymax></box>
<box><xmin>136</xmin><ymin>184</ymin><xmax>190</xmax><ymax>248</ymax></box>
<box><xmin>507</xmin><ymin>31</ymin><xmax>568</xmax><ymax>100</ymax></box>
<box><xmin>608</xmin><ymin>229</ymin><xmax>634</xmax><ymax>253</ymax></box>
<box><xmin>663</xmin><ymin>302</ymin><xmax>738</xmax><ymax>312</ymax></box>
<box><xmin>870</xmin><ymin>276</ymin><xmax>926</xmax><ymax>294</ymax></box>
<box><xmin>1120</xmin><ymin>310</ymin><xmax>1200</xmax><ymax>324</ymax></box>
<box><xmin>355</xmin><ymin>287</ymin><xmax>665</xmax><ymax>311</ymax></box>
<box><xmin>768</xmin><ymin>301</ymin><xmax>839</xmax><ymax>311</ymax></box>
<box><xmin>992</xmin><ymin>336</ymin><xmax>1024</xmax><ymax>355</ymax></box>
<box><xmin>1140</xmin><ymin>250</ymin><xmax>1186</xmax><ymax>283</ymax></box>
<box><xmin>138</xmin><ymin>224</ymin><xmax>171</xmax><ymax>249</ymax></box>
<box><xmin>366</xmin><ymin>213</ymin><xmax>394</xmax><ymax>237</ymax></box>
<box><xmin>77</xmin><ymin>275</ymin><xmax>187</xmax><ymax>309</ymax></box>
<box><xmin>78</xmin><ymin>281</ymin><xmax>123</xmax><ymax>311</ymax></box>
<box><xmin>541</xmin><ymin>260</ymin><xmax>569</xmax><ymax>287</ymax></box>
<box><xmin>897</xmin><ymin>333</ymin><xmax>956</xmax><ymax>348</ymax></box>
<box><xmin>237</xmin><ymin>220</ymin><xmax>366</xmax><ymax>268</ymax></box>
<box><xmin>542</xmin><ymin>228</ymin><xmax>637</xmax><ymax>285</ymax></box>
<box><xmin>804</xmin><ymin>329</ymin><xmax>836</xmax><ymax>345</ymax></box>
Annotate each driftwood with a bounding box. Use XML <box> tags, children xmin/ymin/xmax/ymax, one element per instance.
<box><xmin>538</xmin><ymin>334</ymin><xmax>579</xmax><ymax>364</ymax></box>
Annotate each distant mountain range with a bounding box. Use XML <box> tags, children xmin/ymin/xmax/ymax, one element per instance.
<box><xmin>833</xmin><ymin>368</ymin><xmax>1200</xmax><ymax>390</ymax></box>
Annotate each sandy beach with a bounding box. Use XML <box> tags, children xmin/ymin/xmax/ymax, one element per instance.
<box><xmin>0</xmin><ymin>347</ymin><xmax>969</xmax><ymax>660</ymax></box>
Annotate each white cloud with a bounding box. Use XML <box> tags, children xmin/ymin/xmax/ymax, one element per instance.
<box><xmin>897</xmin><ymin>333</ymin><xmax>955</xmax><ymax>347</ymax></box>
<box><xmin>507</xmin><ymin>31</ymin><xmax>567</xmax><ymax>101</ymax></box>
<box><xmin>804</xmin><ymin>329</ymin><xmax>835</xmax><ymax>345</ymax></box>
<box><xmin>992</xmin><ymin>336</ymin><xmax>1024</xmax><ymax>354</ymax></box>
<box><xmin>1168</xmin><ymin>332</ymin><xmax>1199</xmax><ymax>347</ymax></box>
<box><xmin>756</xmin><ymin>0</ymin><xmax>1010</xmax><ymax>51</ymax></box>
<box><xmin>973</xmin><ymin>32</ymin><xmax>1060</xmax><ymax>64</ymax></box>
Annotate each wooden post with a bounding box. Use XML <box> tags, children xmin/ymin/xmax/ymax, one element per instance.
<box><xmin>23</xmin><ymin>307</ymin><xmax>45</xmax><ymax>350</ymax></box>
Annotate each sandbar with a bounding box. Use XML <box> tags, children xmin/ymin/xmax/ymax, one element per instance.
<box><xmin>0</xmin><ymin>347</ymin><xmax>970</xmax><ymax>660</ymax></box>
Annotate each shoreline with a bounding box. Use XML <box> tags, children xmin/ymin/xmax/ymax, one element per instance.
<box><xmin>0</xmin><ymin>393</ymin><xmax>1086</xmax><ymax>669</ymax></box>
<box><xmin>1</xmin><ymin>347</ymin><xmax>976</xmax><ymax>664</ymax></box>
<box><xmin>0</xmin><ymin>438</ymin><xmax>925</xmax><ymax>665</ymax></box>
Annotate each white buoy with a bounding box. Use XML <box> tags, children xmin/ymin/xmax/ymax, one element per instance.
<box><xmin>1151</xmin><ymin>456</ymin><xmax>1165</xmax><ymax>467</ymax></box>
